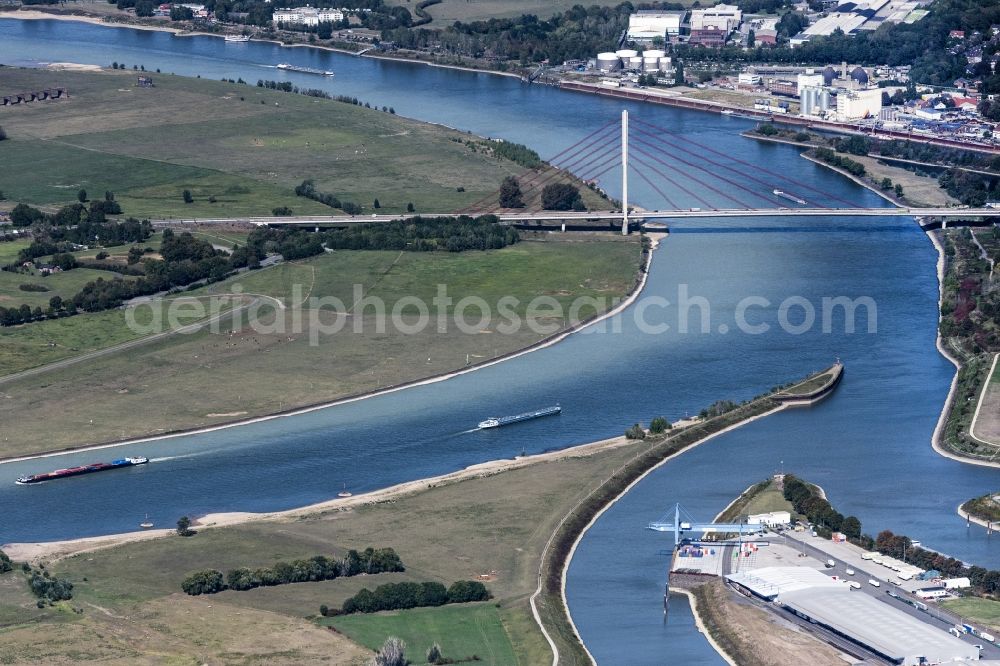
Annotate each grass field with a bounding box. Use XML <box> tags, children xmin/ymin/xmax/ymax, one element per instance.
<box><xmin>0</xmin><ymin>239</ymin><xmax>31</xmax><ymax>265</ymax></box>
<box><xmin>325</xmin><ymin>604</ymin><xmax>518</xmax><ymax>665</ymax></box>
<box><xmin>0</xmin><ymin>68</ymin><xmax>541</xmax><ymax>218</ymax></box>
<box><xmin>382</xmin><ymin>0</ymin><xmax>652</xmax><ymax>24</ymax></box>
<box><xmin>0</xmin><ymin>266</ymin><xmax>132</xmax><ymax>309</ymax></box>
<box><xmin>0</xmin><ymin>438</ymin><xmax>646</xmax><ymax>663</ymax></box>
<box><xmin>942</xmin><ymin>597</ymin><xmax>1000</xmax><ymax>632</ymax></box>
<box><xmin>0</xmin><ymin>236</ymin><xmax>641</xmax><ymax>454</ymax></box>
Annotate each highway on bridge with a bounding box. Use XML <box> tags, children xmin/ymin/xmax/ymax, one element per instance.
<box><xmin>155</xmin><ymin>207</ymin><xmax>1000</xmax><ymax>228</ymax></box>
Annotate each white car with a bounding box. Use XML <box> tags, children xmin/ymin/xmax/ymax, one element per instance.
<box><xmin>845</xmin><ymin>568</ymin><xmax>855</xmax><ymax>575</ymax></box>
<box><xmin>869</xmin><ymin>579</ymin><xmax>880</xmax><ymax>587</ymax></box>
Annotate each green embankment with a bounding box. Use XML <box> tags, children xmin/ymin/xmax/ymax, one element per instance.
<box><xmin>324</xmin><ymin>604</ymin><xmax>518</xmax><ymax>665</ymax></box>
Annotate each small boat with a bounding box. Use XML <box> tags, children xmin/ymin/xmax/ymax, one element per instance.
<box><xmin>225</xmin><ymin>34</ymin><xmax>251</xmax><ymax>43</ymax></box>
<box><xmin>337</xmin><ymin>483</ymin><xmax>352</xmax><ymax>498</ymax></box>
<box><xmin>276</xmin><ymin>63</ymin><xmax>334</xmax><ymax>77</ymax></box>
<box><xmin>479</xmin><ymin>405</ymin><xmax>561</xmax><ymax>429</ymax></box>
<box><xmin>140</xmin><ymin>514</ymin><xmax>154</xmax><ymax>529</ymax></box>
<box><xmin>721</xmin><ymin>109</ymin><xmax>735</xmax><ymax>115</ymax></box>
<box><xmin>773</xmin><ymin>189</ymin><xmax>807</xmax><ymax>205</ymax></box>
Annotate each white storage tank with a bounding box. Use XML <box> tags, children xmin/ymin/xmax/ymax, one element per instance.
<box><xmin>616</xmin><ymin>49</ymin><xmax>639</xmax><ymax>59</ymax></box>
<box><xmin>628</xmin><ymin>55</ymin><xmax>643</xmax><ymax>70</ymax></box>
<box><xmin>643</xmin><ymin>57</ymin><xmax>660</xmax><ymax>72</ymax></box>
<box><xmin>658</xmin><ymin>56</ymin><xmax>672</xmax><ymax>72</ymax></box>
<box><xmin>643</xmin><ymin>49</ymin><xmax>666</xmax><ymax>59</ymax></box>
<box><xmin>597</xmin><ymin>52</ymin><xmax>620</xmax><ymax>72</ymax></box>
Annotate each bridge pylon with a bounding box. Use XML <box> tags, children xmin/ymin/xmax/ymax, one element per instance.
<box><xmin>621</xmin><ymin>109</ymin><xmax>629</xmax><ymax>236</ymax></box>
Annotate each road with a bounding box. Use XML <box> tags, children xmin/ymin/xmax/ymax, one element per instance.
<box><xmin>153</xmin><ymin>206</ymin><xmax>1000</xmax><ymax>228</ymax></box>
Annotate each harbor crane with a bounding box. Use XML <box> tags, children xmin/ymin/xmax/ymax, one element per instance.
<box><xmin>647</xmin><ymin>503</ymin><xmax>756</xmax><ymax>547</ymax></box>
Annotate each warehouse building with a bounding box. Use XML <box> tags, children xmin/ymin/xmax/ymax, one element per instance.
<box><xmin>780</xmin><ymin>588</ymin><xmax>979</xmax><ymax>664</ymax></box>
<box><xmin>627</xmin><ymin>10</ymin><xmax>685</xmax><ymax>43</ymax></box>
<box><xmin>727</xmin><ymin>567</ymin><xmax>979</xmax><ymax>665</ymax></box>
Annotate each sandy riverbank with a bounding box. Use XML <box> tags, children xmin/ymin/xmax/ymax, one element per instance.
<box><xmin>2</xmin><ymin>433</ymin><xmax>635</xmax><ymax>562</ymax></box>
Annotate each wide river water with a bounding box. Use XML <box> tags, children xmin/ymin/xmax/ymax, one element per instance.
<box><xmin>2</xmin><ymin>20</ymin><xmax>998</xmax><ymax>663</ymax></box>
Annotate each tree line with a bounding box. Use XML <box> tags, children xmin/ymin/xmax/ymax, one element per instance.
<box><xmin>294</xmin><ymin>179</ymin><xmax>363</xmax><ymax>215</ymax></box>
<box><xmin>322</xmin><ymin>215</ymin><xmax>520</xmax><ymax>252</ymax></box>
<box><xmin>182</xmin><ymin>547</ymin><xmax>404</xmax><ymax>595</ymax></box>
<box><xmin>324</xmin><ymin>579</ymin><xmax>491</xmax><ymax>616</ymax></box>
<box><xmin>813</xmin><ymin>147</ymin><xmax>866</xmax><ymax>178</ymax></box>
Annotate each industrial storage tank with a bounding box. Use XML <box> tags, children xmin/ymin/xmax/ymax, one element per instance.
<box><xmin>822</xmin><ymin>66</ymin><xmax>836</xmax><ymax>86</ymax></box>
<box><xmin>597</xmin><ymin>52</ymin><xmax>620</xmax><ymax>72</ymax></box>
<box><xmin>615</xmin><ymin>49</ymin><xmax>639</xmax><ymax>59</ymax></box>
<box><xmin>658</xmin><ymin>56</ymin><xmax>672</xmax><ymax>72</ymax></box>
<box><xmin>642</xmin><ymin>56</ymin><xmax>661</xmax><ymax>72</ymax></box>
<box><xmin>628</xmin><ymin>55</ymin><xmax>644</xmax><ymax>70</ymax></box>
<box><xmin>643</xmin><ymin>49</ymin><xmax>666</xmax><ymax>59</ymax></box>
<box><xmin>850</xmin><ymin>66</ymin><xmax>869</xmax><ymax>85</ymax></box>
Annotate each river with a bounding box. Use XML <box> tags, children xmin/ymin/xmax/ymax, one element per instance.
<box><xmin>1</xmin><ymin>19</ymin><xmax>997</xmax><ymax>664</ymax></box>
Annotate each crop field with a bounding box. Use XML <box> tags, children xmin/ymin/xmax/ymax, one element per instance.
<box><xmin>325</xmin><ymin>604</ymin><xmax>518</xmax><ymax>665</ymax></box>
<box><xmin>0</xmin><ymin>236</ymin><xmax>641</xmax><ymax>454</ymax></box>
<box><xmin>0</xmin><ymin>68</ymin><xmax>540</xmax><ymax>218</ymax></box>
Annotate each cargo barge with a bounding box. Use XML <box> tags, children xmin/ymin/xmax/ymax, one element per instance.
<box><xmin>16</xmin><ymin>456</ymin><xmax>149</xmax><ymax>485</ymax></box>
<box><xmin>478</xmin><ymin>405</ymin><xmax>561</xmax><ymax>429</ymax></box>
<box><xmin>276</xmin><ymin>63</ymin><xmax>334</xmax><ymax>76</ymax></box>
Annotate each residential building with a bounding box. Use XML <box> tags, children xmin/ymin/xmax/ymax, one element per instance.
<box><xmin>273</xmin><ymin>6</ymin><xmax>345</xmax><ymax>26</ymax></box>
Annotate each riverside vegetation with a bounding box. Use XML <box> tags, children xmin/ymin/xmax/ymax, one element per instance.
<box><xmin>938</xmin><ymin>227</ymin><xmax>1000</xmax><ymax>460</ymax></box>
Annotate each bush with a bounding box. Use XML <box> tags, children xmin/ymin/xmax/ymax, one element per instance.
<box><xmin>625</xmin><ymin>423</ymin><xmax>646</xmax><ymax>440</ymax></box>
<box><xmin>0</xmin><ymin>549</ymin><xmax>12</xmax><ymax>573</ymax></box>
<box><xmin>181</xmin><ymin>570</ymin><xmax>226</xmax><ymax>595</ymax></box>
<box><xmin>446</xmin><ymin>580</ymin><xmax>491</xmax><ymax>603</ymax></box>
<box><xmin>272</xmin><ymin>206</ymin><xmax>294</xmax><ymax>216</ymax></box>
<box><xmin>182</xmin><ymin>189</ymin><xmax>194</xmax><ymax>204</ymax></box>
<box><xmin>649</xmin><ymin>416</ymin><xmax>671</xmax><ymax>434</ymax></box>
<box><xmin>19</xmin><ymin>284</ymin><xmax>50</xmax><ymax>292</ymax></box>
<box><xmin>339</xmin><ymin>580</ymin><xmax>490</xmax><ymax>614</ymax></box>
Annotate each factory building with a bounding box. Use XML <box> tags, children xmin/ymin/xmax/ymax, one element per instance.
<box><xmin>689</xmin><ymin>3</ymin><xmax>742</xmax><ymax>45</ymax></box>
<box><xmin>627</xmin><ymin>10</ymin><xmax>685</xmax><ymax>43</ymax></box>
<box><xmin>272</xmin><ymin>6</ymin><xmax>345</xmax><ymax>26</ymax></box>
<box><xmin>747</xmin><ymin>511</ymin><xmax>791</xmax><ymax>527</ymax></box>
<box><xmin>837</xmin><ymin>87</ymin><xmax>883</xmax><ymax>119</ymax></box>
<box><xmin>797</xmin><ymin>69</ymin><xmax>825</xmax><ymax>93</ymax></box>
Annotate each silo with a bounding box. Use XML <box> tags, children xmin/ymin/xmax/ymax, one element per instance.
<box><xmin>616</xmin><ymin>49</ymin><xmax>639</xmax><ymax>59</ymax></box>
<box><xmin>597</xmin><ymin>52</ymin><xmax>620</xmax><ymax>72</ymax></box>
<box><xmin>643</xmin><ymin>49</ymin><xmax>666</xmax><ymax>59</ymax></box>
<box><xmin>818</xmin><ymin>88</ymin><xmax>831</xmax><ymax>112</ymax></box>
<box><xmin>643</xmin><ymin>56</ymin><xmax>660</xmax><ymax>72</ymax></box>
<box><xmin>658</xmin><ymin>56</ymin><xmax>672</xmax><ymax>72</ymax></box>
<box><xmin>628</xmin><ymin>55</ymin><xmax>643</xmax><ymax>71</ymax></box>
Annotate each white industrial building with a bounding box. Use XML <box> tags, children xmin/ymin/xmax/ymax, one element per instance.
<box><xmin>796</xmin><ymin>69</ymin><xmax>824</xmax><ymax>93</ymax></box>
<box><xmin>272</xmin><ymin>6</ymin><xmax>344</xmax><ymax>26</ymax></box>
<box><xmin>627</xmin><ymin>10</ymin><xmax>685</xmax><ymax>43</ymax></box>
<box><xmin>689</xmin><ymin>3</ymin><xmax>743</xmax><ymax>32</ymax></box>
<box><xmin>836</xmin><ymin>87</ymin><xmax>883</xmax><ymax>120</ymax></box>
<box><xmin>747</xmin><ymin>511</ymin><xmax>791</xmax><ymax>527</ymax></box>
<box><xmin>728</xmin><ymin>567</ymin><xmax>980</xmax><ymax>665</ymax></box>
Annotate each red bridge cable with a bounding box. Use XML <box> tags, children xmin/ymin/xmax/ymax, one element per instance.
<box><xmin>630</xmin><ymin>143</ymin><xmax>734</xmax><ymax>210</ymax></box>
<box><xmin>632</xmin><ymin>131</ymin><xmax>790</xmax><ymax>209</ymax></box>
<box><xmin>629</xmin><ymin>158</ymin><xmax>681</xmax><ymax>210</ymax></box>
<box><xmin>459</xmin><ymin>121</ymin><xmax>620</xmax><ymax>213</ymax></box>
<box><xmin>631</xmin><ymin>126</ymin><xmax>823</xmax><ymax>209</ymax></box>
<box><xmin>629</xmin><ymin>149</ymin><xmax>717</xmax><ymax>210</ymax></box>
<box><xmin>633</xmin><ymin>118</ymin><xmax>862</xmax><ymax>209</ymax></box>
